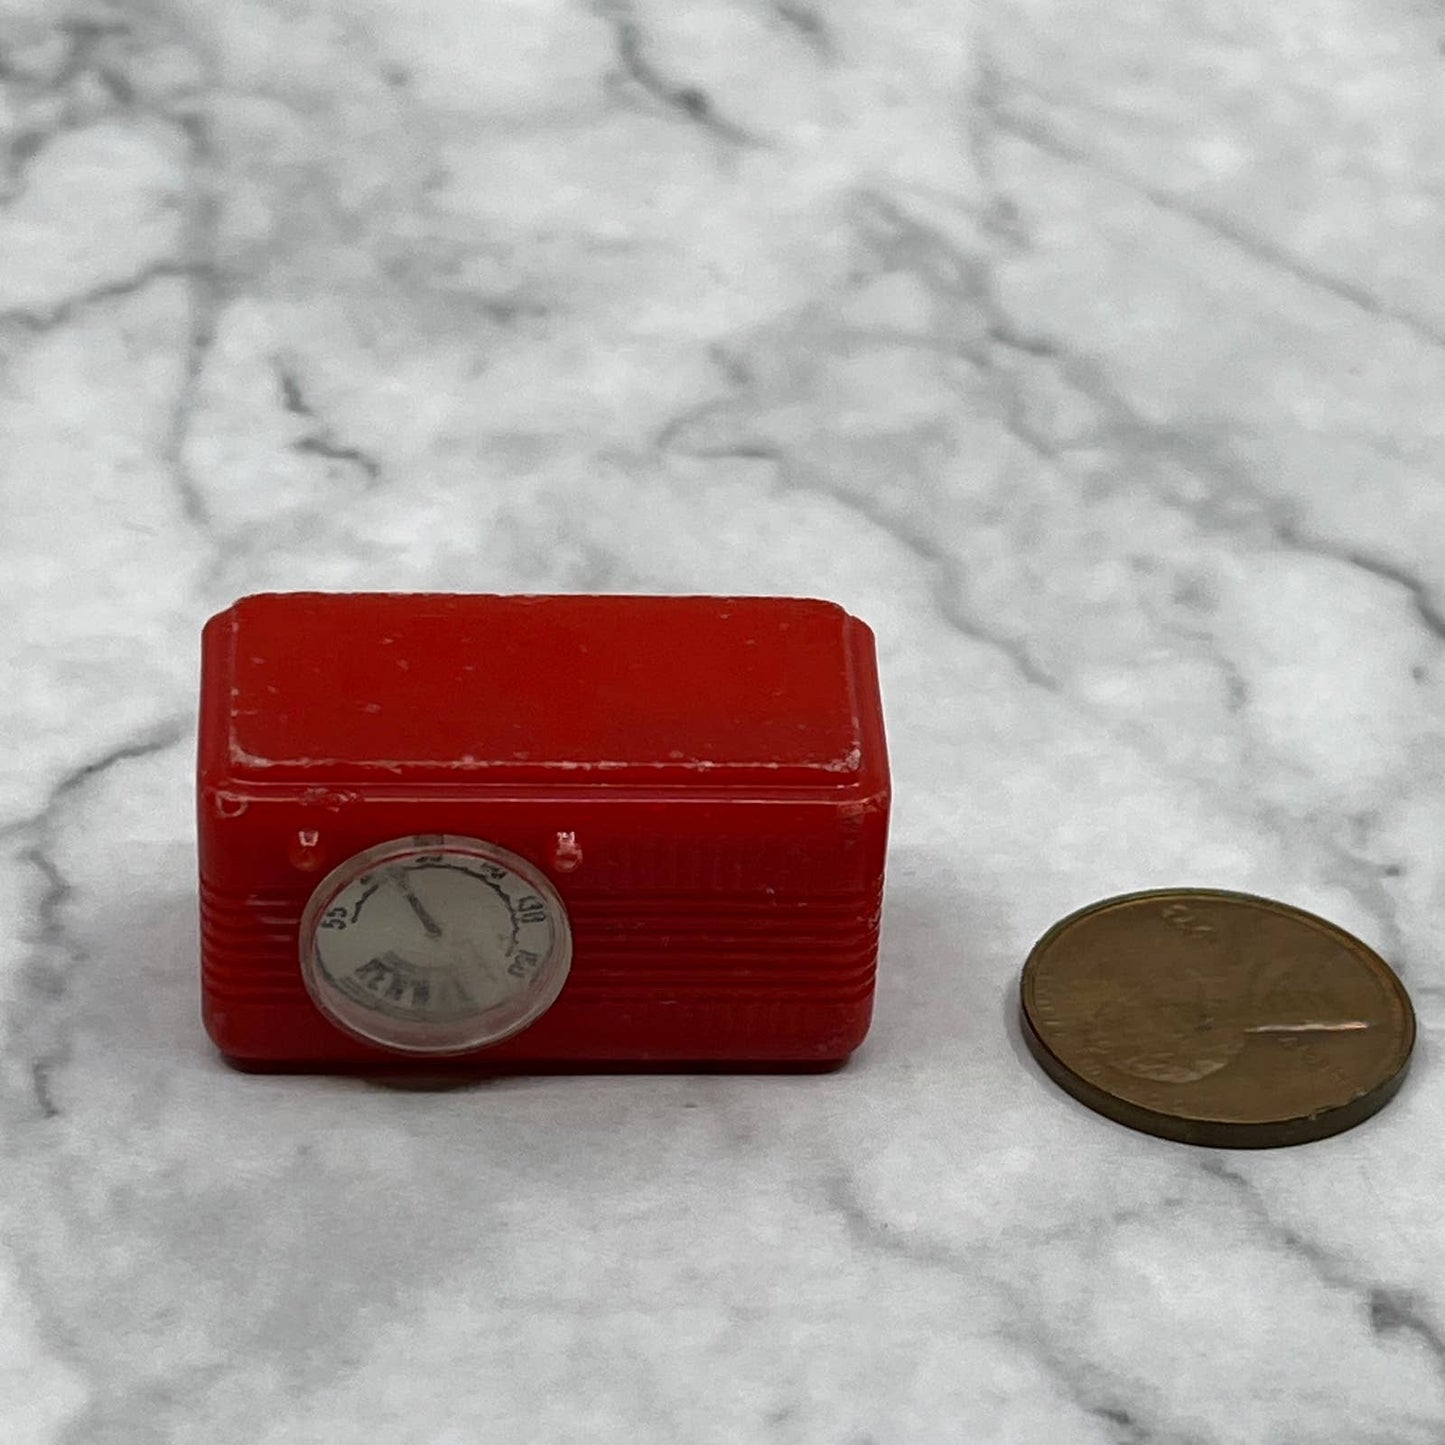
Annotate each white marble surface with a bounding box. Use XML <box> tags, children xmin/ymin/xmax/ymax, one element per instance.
<box><xmin>4</xmin><ymin>0</ymin><xmax>1445</xmax><ymax>1439</ymax></box>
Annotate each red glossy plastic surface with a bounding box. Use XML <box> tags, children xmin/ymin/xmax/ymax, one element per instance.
<box><xmin>198</xmin><ymin>593</ymin><xmax>891</xmax><ymax>1071</ymax></box>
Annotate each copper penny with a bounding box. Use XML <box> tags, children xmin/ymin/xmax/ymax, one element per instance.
<box><xmin>1020</xmin><ymin>889</ymin><xmax>1416</xmax><ymax>1147</ymax></box>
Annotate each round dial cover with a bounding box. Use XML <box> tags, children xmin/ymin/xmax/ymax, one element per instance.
<box><xmin>299</xmin><ymin>835</ymin><xmax>572</xmax><ymax>1055</ymax></box>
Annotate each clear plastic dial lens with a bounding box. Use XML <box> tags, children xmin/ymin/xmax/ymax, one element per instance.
<box><xmin>299</xmin><ymin>835</ymin><xmax>572</xmax><ymax>1055</ymax></box>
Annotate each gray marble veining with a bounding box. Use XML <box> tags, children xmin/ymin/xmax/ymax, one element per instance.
<box><xmin>4</xmin><ymin>1</ymin><xmax>1445</xmax><ymax>1440</ymax></box>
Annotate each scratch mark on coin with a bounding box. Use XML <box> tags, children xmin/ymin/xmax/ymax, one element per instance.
<box><xmin>1246</xmin><ymin>1022</ymin><xmax>1371</xmax><ymax>1034</ymax></box>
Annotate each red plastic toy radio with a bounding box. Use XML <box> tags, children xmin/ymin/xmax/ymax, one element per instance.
<box><xmin>198</xmin><ymin>593</ymin><xmax>890</xmax><ymax>1070</ymax></box>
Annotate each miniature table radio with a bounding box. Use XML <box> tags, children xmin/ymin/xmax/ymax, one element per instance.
<box><xmin>198</xmin><ymin>593</ymin><xmax>890</xmax><ymax>1070</ymax></box>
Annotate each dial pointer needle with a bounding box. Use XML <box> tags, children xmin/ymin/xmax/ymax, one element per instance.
<box><xmin>389</xmin><ymin>869</ymin><xmax>443</xmax><ymax>938</ymax></box>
